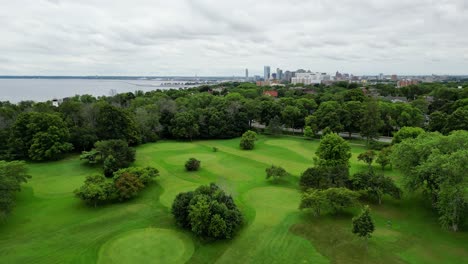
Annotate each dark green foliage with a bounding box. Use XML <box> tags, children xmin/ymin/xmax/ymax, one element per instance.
<box><xmin>103</xmin><ymin>155</ymin><xmax>119</xmax><ymax>177</ymax></box>
<box><xmin>392</xmin><ymin>131</ymin><xmax>468</xmax><ymax>231</ymax></box>
<box><xmin>376</xmin><ymin>147</ymin><xmax>392</xmax><ymax>170</ymax></box>
<box><xmin>75</xmin><ymin>166</ymin><xmax>158</xmax><ymax>206</ymax></box>
<box><xmin>266</xmin><ymin>116</ymin><xmax>283</xmax><ymax>136</ymax></box>
<box><xmin>300</xmin><ymin>188</ymin><xmax>359</xmax><ymax>215</ymax></box>
<box><xmin>315</xmin><ymin>133</ymin><xmax>351</xmax><ymax>167</ymax></box>
<box><xmin>281</xmin><ymin>105</ymin><xmax>303</xmax><ymax>130</ymax></box>
<box><xmin>303</xmin><ymin>126</ymin><xmax>314</xmax><ymax>139</ymax></box>
<box><xmin>114</xmin><ymin>172</ymin><xmax>144</xmax><ymax>201</ymax></box>
<box><xmin>360</xmin><ymin>99</ymin><xmax>382</xmax><ymax>142</ymax></box>
<box><xmin>313</xmin><ymin>101</ymin><xmax>344</xmax><ymax>133</ymax></box>
<box><xmin>171</xmin><ymin>111</ymin><xmax>200</xmax><ymax>140</ymax></box>
<box><xmin>94</xmin><ymin>140</ymin><xmax>135</xmax><ymax>168</ymax></box>
<box><xmin>81</xmin><ymin>140</ymin><xmax>136</xmax><ymax>176</ymax></box>
<box><xmin>351</xmin><ymin>170</ymin><xmax>401</xmax><ymax>204</ymax></box>
<box><xmin>171</xmin><ymin>183</ymin><xmax>243</xmax><ymax>240</ymax></box>
<box><xmin>428</xmin><ymin>111</ymin><xmax>448</xmax><ymax>132</ymax></box>
<box><xmin>0</xmin><ymin>161</ymin><xmax>31</xmax><ymax>219</ymax></box>
<box><xmin>185</xmin><ymin>158</ymin><xmax>201</xmax><ymax>171</ymax></box>
<box><xmin>445</xmin><ymin>107</ymin><xmax>468</xmax><ymax>132</ymax></box>
<box><xmin>342</xmin><ymin>101</ymin><xmax>364</xmax><ymax>138</ymax></box>
<box><xmin>265</xmin><ymin>165</ymin><xmax>288</xmax><ymax>182</ymax></box>
<box><xmin>74</xmin><ymin>175</ymin><xmax>115</xmax><ymax>207</ymax></box>
<box><xmin>9</xmin><ymin>112</ymin><xmax>73</xmax><ymax>161</ymax></box>
<box><xmin>352</xmin><ymin>205</ymin><xmax>375</xmax><ymax>242</ymax></box>
<box><xmin>95</xmin><ymin>103</ymin><xmax>140</xmax><ymax>145</ymax></box>
<box><xmin>171</xmin><ymin>192</ymin><xmax>195</xmax><ymax>228</ymax></box>
<box><xmin>299</xmin><ymin>165</ymin><xmax>349</xmax><ymax>190</ymax></box>
<box><xmin>113</xmin><ymin>167</ymin><xmax>159</xmax><ymax>185</ymax></box>
<box><xmin>357</xmin><ymin>150</ymin><xmax>376</xmax><ymax>168</ymax></box>
<box><xmin>240</xmin><ymin>130</ymin><xmax>257</xmax><ymax>150</ymax></box>
<box><xmin>392</xmin><ymin>126</ymin><xmax>425</xmax><ymax>144</ymax></box>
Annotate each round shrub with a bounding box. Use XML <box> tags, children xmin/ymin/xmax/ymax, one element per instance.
<box><xmin>171</xmin><ymin>183</ymin><xmax>243</xmax><ymax>240</ymax></box>
<box><xmin>185</xmin><ymin>158</ymin><xmax>201</xmax><ymax>171</ymax></box>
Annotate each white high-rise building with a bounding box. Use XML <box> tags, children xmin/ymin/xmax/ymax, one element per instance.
<box><xmin>291</xmin><ymin>72</ymin><xmax>328</xmax><ymax>85</ymax></box>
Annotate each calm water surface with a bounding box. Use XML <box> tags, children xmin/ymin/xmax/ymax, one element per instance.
<box><xmin>0</xmin><ymin>79</ymin><xmax>195</xmax><ymax>103</ymax></box>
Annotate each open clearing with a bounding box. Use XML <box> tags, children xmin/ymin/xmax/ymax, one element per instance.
<box><xmin>0</xmin><ymin>136</ymin><xmax>466</xmax><ymax>263</ymax></box>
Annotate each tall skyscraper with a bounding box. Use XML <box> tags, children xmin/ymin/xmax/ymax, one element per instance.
<box><xmin>245</xmin><ymin>68</ymin><xmax>249</xmax><ymax>79</ymax></box>
<box><xmin>264</xmin><ymin>66</ymin><xmax>271</xmax><ymax>80</ymax></box>
<box><xmin>276</xmin><ymin>68</ymin><xmax>283</xmax><ymax>80</ymax></box>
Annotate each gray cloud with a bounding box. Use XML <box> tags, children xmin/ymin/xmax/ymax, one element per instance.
<box><xmin>0</xmin><ymin>0</ymin><xmax>467</xmax><ymax>76</ymax></box>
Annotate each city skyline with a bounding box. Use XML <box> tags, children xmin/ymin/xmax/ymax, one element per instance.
<box><xmin>1</xmin><ymin>1</ymin><xmax>467</xmax><ymax>76</ymax></box>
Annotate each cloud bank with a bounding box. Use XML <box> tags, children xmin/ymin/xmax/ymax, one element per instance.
<box><xmin>0</xmin><ymin>0</ymin><xmax>467</xmax><ymax>76</ymax></box>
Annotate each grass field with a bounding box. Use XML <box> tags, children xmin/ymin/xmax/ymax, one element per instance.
<box><xmin>0</xmin><ymin>135</ymin><xmax>467</xmax><ymax>264</ymax></box>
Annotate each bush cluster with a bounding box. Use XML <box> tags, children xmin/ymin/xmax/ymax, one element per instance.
<box><xmin>74</xmin><ymin>166</ymin><xmax>159</xmax><ymax>206</ymax></box>
<box><xmin>171</xmin><ymin>183</ymin><xmax>243</xmax><ymax>240</ymax></box>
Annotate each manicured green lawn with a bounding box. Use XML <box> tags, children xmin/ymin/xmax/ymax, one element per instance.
<box><xmin>0</xmin><ymin>135</ymin><xmax>466</xmax><ymax>263</ymax></box>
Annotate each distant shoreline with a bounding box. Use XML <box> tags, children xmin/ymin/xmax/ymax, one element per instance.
<box><xmin>0</xmin><ymin>76</ymin><xmax>245</xmax><ymax>81</ymax></box>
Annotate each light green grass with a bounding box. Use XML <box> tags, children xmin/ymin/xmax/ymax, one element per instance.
<box><xmin>98</xmin><ymin>228</ymin><xmax>194</xmax><ymax>264</ymax></box>
<box><xmin>0</xmin><ymin>135</ymin><xmax>466</xmax><ymax>264</ymax></box>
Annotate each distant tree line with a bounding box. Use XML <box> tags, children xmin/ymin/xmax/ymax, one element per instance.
<box><xmin>0</xmin><ymin>81</ymin><xmax>466</xmax><ymax>162</ymax></box>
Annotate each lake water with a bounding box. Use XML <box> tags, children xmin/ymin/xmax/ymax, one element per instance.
<box><xmin>0</xmin><ymin>79</ymin><xmax>198</xmax><ymax>103</ymax></box>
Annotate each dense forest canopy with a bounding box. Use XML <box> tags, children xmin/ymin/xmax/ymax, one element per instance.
<box><xmin>1</xmin><ymin>81</ymin><xmax>466</xmax><ymax>162</ymax></box>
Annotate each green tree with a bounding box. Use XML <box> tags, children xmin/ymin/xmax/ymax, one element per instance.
<box><xmin>103</xmin><ymin>155</ymin><xmax>119</xmax><ymax>177</ymax></box>
<box><xmin>81</xmin><ymin>140</ymin><xmax>136</xmax><ymax>174</ymax></box>
<box><xmin>9</xmin><ymin>112</ymin><xmax>73</xmax><ymax>160</ymax></box>
<box><xmin>357</xmin><ymin>150</ymin><xmax>376</xmax><ymax>169</ymax></box>
<box><xmin>265</xmin><ymin>165</ymin><xmax>288</xmax><ymax>182</ymax></box>
<box><xmin>343</xmin><ymin>101</ymin><xmax>364</xmax><ymax>138</ymax></box>
<box><xmin>171</xmin><ymin>183</ymin><xmax>243</xmax><ymax>239</ymax></box>
<box><xmin>316</xmin><ymin>133</ymin><xmax>351</xmax><ymax>167</ymax></box>
<box><xmin>324</xmin><ymin>187</ymin><xmax>360</xmax><ymax>213</ymax></box>
<box><xmin>113</xmin><ymin>166</ymin><xmax>159</xmax><ymax>186</ymax></box>
<box><xmin>28</xmin><ymin>126</ymin><xmax>73</xmax><ymax>161</ymax></box>
<box><xmin>185</xmin><ymin>158</ymin><xmax>201</xmax><ymax>171</ymax></box>
<box><xmin>351</xmin><ymin>171</ymin><xmax>401</xmax><ymax>204</ymax></box>
<box><xmin>299</xmin><ymin>189</ymin><xmax>327</xmax><ymax>216</ymax></box>
<box><xmin>240</xmin><ymin>130</ymin><xmax>257</xmax><ymax>150</ymax></box>
<box><xmin>0</xmin><ymin>161</ymin><xmax>31</xmax><ymax>219</ymax></box>
<box><xmin>360</xmin><ymin>99</ymin><xmax>382</xmax><ymax>143</ymax></box>
<box><xmin>392</xmin><ymin>126</ymin><xmax>425</xmax><ymax>144</ymax></box>
<box><xmin>208</xmin><ymin>214</ymin><xmax>228</xmax><ymax>239</ymax></box>
<box><xmin>376</xmin><ymin>147</ymin><xmax>392</xmax><ymax>171</ymax></box>
<box><xmin>95</xmin><ymin>103</ymin><xmax>140</xmax><ymax>144</ymax></box>
<box><xmin>259</xmin><ymin>100</ymin><xmax>281</xmax><ymax>125</ymax></box>
<box><xmin>299</xmin><ymin>165</ymin><xmax>349</xmax><ymax>190</ymax></box>
<box><xmin>134</xmin><ymin>106</ymin><xmax>161</xmax><ymax>143</ymax></box>
<box><xmin>428</xmin><ymin>111</ymin><xmax>448</xmax><ymax>132</ymax></box>
<box><xmin>74</xmin><ymin>175</ymin><xmax>114</xmax><ymax>207</ymax></box>
<box><xmin>313</xmin><ymin>101</ymin><xmax>344</xmax><ymax>132</ymax></box>
<box><xmin>172</xmin><ymin>191</ymin><xmax>194</xmax><ymax>228</ymax></box>
<box><xmin>352</xmin><ymin>205</ymin><xmax>375</xmax><ymax>248</ymax></box>
<box><xmin>445</xmin><ymin>107</ymin><xmax>468</xmax><ymax>132</ymax></box>
<box><xmin>266</xmin><ymin>115</ymin><xmax>283</xmax><ymax>136</ymax></box>
<box><xmin>171</xmin><ymin>111</ymin><xmax>200</xmax><ymax>140</ymax></box>
<box><xmin>299</xmin><ymin>187</ymin><xmax>359</xmax><ymax>215</ymax></box>
<box><xmin>114</xmin><ymin>172</ymin><xmax>144</xmax><ymax>201</ymax></box>
<box><xmin>281</xmin><ymin>105</ymin><xmax>302</xmax><ymax>130</ymax></box>
<box><xmin>304</xmin><ymin>126</ymin><xmax>314</xmax><ymax>139</ymax></box>
<box><xmin>305</xmin><ymin>115</ymin><xmax>318</xmax><ymax>135</ymax></box>
<box><xmin>392</xmin><ymin>131</ymin><xmax>468</xmax><ymax>231</ymax></box>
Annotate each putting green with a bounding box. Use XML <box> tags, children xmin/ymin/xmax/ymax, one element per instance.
<box><xmin>98</xmin><ymin>228</ymin><xmax>194</xmax><ymax>264</ymax></box>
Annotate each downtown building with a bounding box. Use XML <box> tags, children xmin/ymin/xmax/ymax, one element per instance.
<box><xmin>292</xmin><ymin>72</ymin><xmax>329</xmax><ymax>85</ymax></box>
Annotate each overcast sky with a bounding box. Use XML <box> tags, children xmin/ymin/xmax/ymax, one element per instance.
<box><xmin>0</xmin><ymin>0</ymin><xmax>467</xmax><ymax>76</ymax></box>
